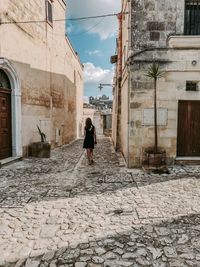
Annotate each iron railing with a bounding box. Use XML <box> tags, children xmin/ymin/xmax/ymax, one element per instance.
<box><xmin>185</xmin><ymin>0</ymin><xmax>200</xmax><ymax>35</ymax></box>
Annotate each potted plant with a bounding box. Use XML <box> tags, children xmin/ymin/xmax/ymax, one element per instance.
<box><xmin>144</xmin><ymin>62</ymin><xmax>166</xmax><ymax>168</ymax></box>
<box><xmin>30</xmin><ymin>125</ymin><xmax>51</xmax><ymax>158</ymax></box>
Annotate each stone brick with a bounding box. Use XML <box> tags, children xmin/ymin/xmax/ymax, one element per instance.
<box><xmin>147</xmin><ymin>21</ymin><xmax>165</xmax><ymax>31</ymax></box>
<box><xmin>75</xmin><ymin>263</ymin><xmax>87</xmax><ymax>267</ymax></box>
<box><xmin>150</xmin><ymin>32</ymin><xmax>160</xmax><ymax>41</ymax></box>
<box><xmin>87</xmin><ymin>264</ymin><xmax>103</xmax><ymax>267</ymax></box>
<box><xmin>92</xmin><ymin>256</ymin><xmax>104</xmax><ymax>264</ymax></box>
<box><xmin>130</xmin><ymin>102</ymin><xmax>141</xmax><ymax>109</ymax></box>
<box><xmin>42</xmin><ymin>252</ymin><xmax>55</xmax><ymax>261</ymax></box>
<box><xmin>25</xmin><ymin>259</ymin><xmax>40</xmax><ymax>267</ymax></box>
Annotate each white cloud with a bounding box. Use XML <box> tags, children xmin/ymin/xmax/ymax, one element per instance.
<box><xmin>67</xmin><ymin>0</ymin><xmax>121</xmax><ymax>39</ymax></box>
<box><xmin>66</xmin><ymin>23</ymin><xmax>74</xmax><ymax>34</ymax></box>
<box><xmin>83</xmin><ymin>96</ymin><xmax>89</xmax><ymax>104</ymax></box>
<box><xmin>86</xmin><ymin>50</ymin><xmax>102</xmax><ymax>56</ymax></box>
<box><xmin>84</xmin><ymin>62</ymin><xmax>114</xmax><ymax>85</ymax></box>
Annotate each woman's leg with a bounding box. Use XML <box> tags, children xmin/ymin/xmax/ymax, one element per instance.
<box><xmin>90</xmin><ymin>149</ymin><xmax>94</xmax><ymax>163</ymax></box>
<box><xmin>86</xmin><ymin>149</ymin><xmax>91</xmax><ymax>164</ymax></box>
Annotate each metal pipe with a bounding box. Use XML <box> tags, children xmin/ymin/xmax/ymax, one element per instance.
<box><xmin>127</xmin><ymin>65</ymin><xmax>131</xmax><ymax>168</ymax></box>
<box><xmin>127</xmin><ymin>0</ymin><xmax>131</xmax><ymax>168</ymax></box>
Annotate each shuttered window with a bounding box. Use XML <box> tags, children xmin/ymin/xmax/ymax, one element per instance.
<box><xmin>46</xmin><ymin>0</ymin><xmax>53</xmax><ymax>25</ymax></box>
<box><xmin>185</xmin><ymin>0</ymin><xmax>200</xmax><ymax>35</ymax></box>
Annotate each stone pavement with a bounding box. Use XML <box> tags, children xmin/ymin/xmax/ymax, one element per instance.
<box><xmin>1</xmin><ymin>138</ymin><xmax>200</xmax><ymax>266</ymax></box>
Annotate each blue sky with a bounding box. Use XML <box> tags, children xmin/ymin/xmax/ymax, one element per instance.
<box><xmin>66</xmin><ymin>0</ymin><xmax>120</xmax><ymax>100</ymax></box>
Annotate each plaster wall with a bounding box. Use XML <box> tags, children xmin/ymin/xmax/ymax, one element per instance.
<box><xmin>0</xmin><ymin>0</ymin><xmax>83</xmax><ymax>156</ymax></box>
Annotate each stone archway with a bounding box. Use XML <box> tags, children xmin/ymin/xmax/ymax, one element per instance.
<box><xmin>0</xmin><ymin>58</ymin><xmax>22</xmax><ymax>159</ymax></box>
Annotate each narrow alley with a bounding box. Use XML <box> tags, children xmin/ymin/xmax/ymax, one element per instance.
<box><xmin>1</xmin><ymin>0</ymin><xmax>200</xmax><ymax>266</ymax></box>
<box><xmin>1</xmin><ymin>138</ymin><xmax>200</xmax><ymax>266</ymax></box>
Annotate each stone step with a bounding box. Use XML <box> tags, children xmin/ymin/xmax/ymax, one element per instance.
<box><xmin>175</xmin><ymin>157</ymin><xmax>200</xmax><ymax>165</ymax></box>
<box><xmin>0</xmin><ymin>156</ymin><xmax>22</xmax><ymax>168</ymax></box>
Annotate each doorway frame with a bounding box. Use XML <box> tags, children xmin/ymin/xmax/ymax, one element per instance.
<box><xmin>0</xmin><ymin>58</ymin><xmax>22</xmax><ymax>158</ymax></box>
<box><xmin>177</xmin><ymin>100</ymin><xmax>200</xmax><ymax>157</ymax></box>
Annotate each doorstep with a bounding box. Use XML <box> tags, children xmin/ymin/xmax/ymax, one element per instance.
<box><xmin>175</xmin><ymin>157</ymin><xmax>200</xmax><ymax>165</ymax></box>
<box><xmin>0</xmin><ymin>156</ymin><xmax>22</xmax><ymax>167</ymax></box>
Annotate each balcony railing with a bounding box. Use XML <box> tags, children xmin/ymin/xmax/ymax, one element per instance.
<box><xmin>185</xmin><ymin>0</ymin><xmax>200</xmax><ymax>35</ymax></box>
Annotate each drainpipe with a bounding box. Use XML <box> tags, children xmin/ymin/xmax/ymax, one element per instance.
<box><xmin>117</xmin><ymin>13</ymin><xmax>123</xmax><ymax>79</ymax></box>
<box><xmin>127</xmin><ymin>65</ymin><xmax>131</xmax><ymax>168</ymax></box>
<box><xmin>115</xmin><ymin>12</ymin><xmax>123</xmax><ymax>151</ymax></box>
<box><xmin>126</xmin><ymin>0</ymin><xmax>131</xmax><ymax>168</ymax></box>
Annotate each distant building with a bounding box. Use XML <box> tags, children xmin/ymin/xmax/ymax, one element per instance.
<box><xmin>89</xmin><ymin>95</ymin><xmax>113</xmax><ymax>110</ymax></box>
<box><xmin>83</xmin><ymin>96</ymin><xmax>89</xmax><ymax>104</ymax></box>
<box><xmin>82</xmin><ymin>95</ymin><xmax>113</xmax><ymax>137</ymax></box>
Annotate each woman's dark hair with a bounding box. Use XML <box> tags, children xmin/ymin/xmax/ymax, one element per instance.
<box><xmin>85</xmin><ymin>117</ymin><xmax>92</xmax><ymax>130</ymax></box>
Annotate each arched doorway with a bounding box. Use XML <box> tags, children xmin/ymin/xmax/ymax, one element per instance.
<box><xmin>0</xmin><ymin>70</ymin><xmax>12</xmax><ymax>159</ymax></box>
<box><xmin>0</xmin><ymin>58</ymin><xmax>22</xmax><ymax>160</ymax></box>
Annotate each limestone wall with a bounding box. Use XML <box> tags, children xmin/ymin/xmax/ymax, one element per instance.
<box><xmin>117</xmin><ymin>0</ymin><xmax>200</xmax><ymax>167</ymax></box>
<box><xmin>0</xmin><ymin>0</ymin><xmax>83</xmax><ymax>156</ymax></box>
<box><xmin>111</xmin><ymin>79</ymin><xmax>119</xmax><ymax>148</ymax></box>
<box><xmin>128</xmin><ymin>47</ymin><xmax>200</xmax><ymax>166</ymax></box>
<box><xmin>93</xmin><ymin>111</ymin><xmax>104</xmax><ymax>136</ymax></box>
<box><xmin>120</xmin><ymin>68</ymin><xmax>129</xmax><ymax>162</ymax></box>
<box><xmin>130</xmin><ymin>0</ymin><xmax>184</xmax><ymax>51</ymax></box>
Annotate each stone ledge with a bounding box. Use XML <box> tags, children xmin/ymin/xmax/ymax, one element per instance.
<box><xmin>169</xmin><ymin>36</ymin><xmax>200</xmax><ymax>48</ymax></box>
<box><xmin>0</xmin><ymin>156</ymin><xmax>22</xmax><ymax>167</ymax></box>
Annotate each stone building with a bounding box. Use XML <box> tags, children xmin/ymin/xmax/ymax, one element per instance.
<box><xmin>0</xmin><ymin>0</ymin><xmax>83</xmax><ymax>161</ymax></box>
<box><xmin>89</xmin><ymin>95</ymin><xmax>113</xmax><ymax>110</ymax></box>
<box><xmin>112</xmin><ymin>0</ymin><xmax>200</xmax><ymax>167</ymax></box>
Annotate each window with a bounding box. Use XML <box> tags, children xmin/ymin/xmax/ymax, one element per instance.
<box><xmin>185</xmin><ymin>0</ymin><xmax>200</xmax><ymax>35</ymax></box>
<box><xmin>186</xmin><ymin>81</ymin><xmax>198</xmax><ymax>91</ymax></box>
<box><xmin>46</xmin><ymin>0</ymin><xmax>53</xmax><ymax>25</ymax></box>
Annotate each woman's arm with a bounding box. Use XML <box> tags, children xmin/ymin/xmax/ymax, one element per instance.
<box><xmin>94</xmin><ymin>127</ymin><xmax>97</xmax><ymax>144</ymax></box>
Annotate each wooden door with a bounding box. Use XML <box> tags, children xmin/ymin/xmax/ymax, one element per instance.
<box><xmin>0</xmin><ymin>89</ymin><xmax>12</xmax><ymax>160</ymax></box>
<box><xmin>177</xmin><ymin>100</ymin><xmax>200</xmax><ymax>156</ymax></box>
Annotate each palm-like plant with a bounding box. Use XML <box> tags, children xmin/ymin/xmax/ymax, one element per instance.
<box><xmin>145</xmin><ymin>62</ymin><xmax>164</xmax><ymax>153</ymax></box>
<box><xmin>37</xmin><ymin>125</ymin><xmax>46</xmax><ymax>143</ymax></box>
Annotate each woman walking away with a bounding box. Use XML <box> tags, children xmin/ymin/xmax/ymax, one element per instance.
<box><xmin>83</xmin><ymin>117</ymin><xmax>97</xmax><ymax>165</ymax></box>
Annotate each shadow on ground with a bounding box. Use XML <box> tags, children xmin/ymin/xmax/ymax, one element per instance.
<box><xmin>11</xmin><ymin>212</ymin><xmax>200</xmax><ymax>267</ymax></box>
<box><xmin>0</xmin><ymin>138</ymin><xmax>200</xmax><ymax>207</ymax></box>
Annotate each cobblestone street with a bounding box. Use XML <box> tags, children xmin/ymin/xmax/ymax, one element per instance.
<box><xmin>1</xmin><ymin>137</ymin><xmax>200</xmax><ymax>266</ymax></box>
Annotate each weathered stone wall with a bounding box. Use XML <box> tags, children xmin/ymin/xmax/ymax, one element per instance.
<box><xmin>93</xmin><ymin>111</ymin><xmax>104</xmax><ymax>136</ymax></box>
<box><xmin>112</xmin><ymin>86</ymin><xmax>118</xmax><ymax>147</ymax></box>
<box><xmin>76</xmin><ymin>69</ymin><xmax>84</xmax><ymax>138</ymax></box>
<box><xmin>112</xmin><ymin>0</ymin><xmax>130</xmax><ymax>153</ymax></box>
<box><xmin>11</xmin><ymin>60</ymin><xmax>76</xmax><ymax>156</ymax></box>
<box><xmin>0</xmin><ymin>0</ymin><xmax>83</xmax><ymax>156</ymax></box>
<box><xmin>120</xmin><ymin>71</ymin><xmax>129</xmax><ymax>160</ymax></box>
<box><xmin>128</xmin><ymin>46</ymin><xmax>200</xmax><ymax>166</ymax></box>
<box><xmin>131</xmin><ymin>0</ymin><xmax>184</xmax><ymax>51</ymax></box>
<box><xmin>3</xmin><ymin>0</ymin><xmax>83</xmax><ymax>86</ymax></box>
<box><xmin>117</xmin><ymin>0</ymin><xmax>200</xmax><ymax>167</ymax></box>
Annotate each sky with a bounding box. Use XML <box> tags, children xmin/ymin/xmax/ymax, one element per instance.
<box><xmin>66</xmin><ymin>0</ymin><xmax>121</xmax><ymax>100</ymax></box>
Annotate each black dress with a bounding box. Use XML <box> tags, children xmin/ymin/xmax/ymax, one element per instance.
<box><xmin>83</xmin><ymin>125</ymin><xmax>95</xmax><ymax>149</ymax></box>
